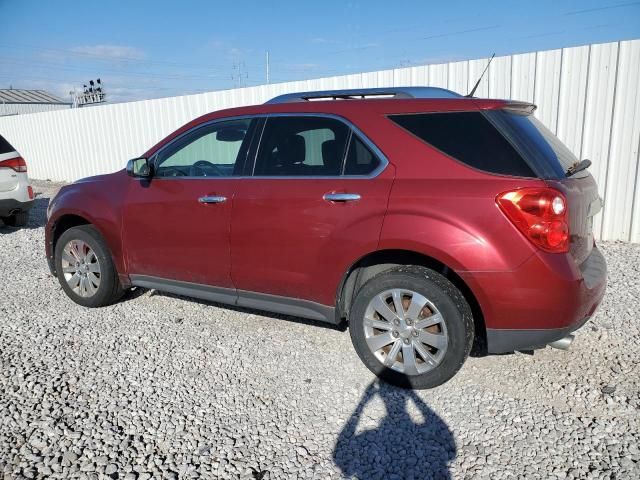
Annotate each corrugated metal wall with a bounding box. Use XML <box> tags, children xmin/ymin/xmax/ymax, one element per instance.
<box><xmin>0</xmin><ymin>103</ymin><xmax>70</xmax><ymax>116</ymax></box>
<box><xmin>0</xmin><ymin>39</ymin><xmax>638</xmax><ymax>242</ymax></box>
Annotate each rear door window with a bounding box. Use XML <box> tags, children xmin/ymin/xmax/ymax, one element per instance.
<box><xmin>253</xmin><ymin>116</ymin><xmax>350</xmax><ymax>176</ymax></box>
<box><xmin>344</xmin><ymin>135</ymin><xmax>381</xmax><ymax>175</ymax></box>
<box><xmin>390</xmin><ymin>112</ymin><xmax>535</xmax><ymax>177</ymax></box>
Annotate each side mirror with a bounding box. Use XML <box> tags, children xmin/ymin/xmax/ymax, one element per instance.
<box><xmin>126</xmin><ymin>157</ymin><xmax>151</xmax><ymax>178</ymax></box>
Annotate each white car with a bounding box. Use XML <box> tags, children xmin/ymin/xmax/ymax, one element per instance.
<box><xmin>0</xmin><ymin>136</ymin><xmax>33</xmax><ymax>227</ymax></box>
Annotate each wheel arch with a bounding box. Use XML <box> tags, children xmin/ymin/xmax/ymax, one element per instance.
<box><xmin>52</xmin><ymin>213</ymin><xmax>91</xmax><ymax>253</ymax></box>
<box><xmin>49</xmin><ymin>213</ymin><xmax>127</xmax><ymax>287</ymax></box>
<box><xmin>336</xmin><ymin>248</ymin><xmax>487</xmax><ymax>355</ymax></box>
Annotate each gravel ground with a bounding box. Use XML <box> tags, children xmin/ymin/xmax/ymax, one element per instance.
<box><xmin>1</xmin><ymin>181</ymin><xmax>638</xmax><ymax>480</ymax></box>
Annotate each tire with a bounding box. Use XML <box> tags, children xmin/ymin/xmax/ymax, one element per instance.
<box><xmin>54</xmin><ymin>225</ymin><xmax>123</xmax><ymax>307</ymax></box>
<box><xmin>349</xmin><ymin>266</ymin><xmax>474</xmax><ymax>389</ymax></box>
<box><xmin>3</xmin><ymin>211</ymin><xmax>29</xmax><ymax>227</ymax></box>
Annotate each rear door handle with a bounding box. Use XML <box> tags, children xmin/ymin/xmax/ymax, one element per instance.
<box><xmin>323</xmin><ymin>193</ymin><xmax>361</xmax><ymax>202</ymax></box>
<box><xmin>198</xmin><ymin>195</ymin><xmax>227</xmax><ymax>204</ymax></box>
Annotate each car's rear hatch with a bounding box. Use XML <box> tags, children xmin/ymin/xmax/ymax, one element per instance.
<box><xmin>486</xmin><ymin>106</ymin><xmax>601</xmax><ymax>264</ymax></box>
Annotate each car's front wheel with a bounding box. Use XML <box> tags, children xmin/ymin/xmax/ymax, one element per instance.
<box><xmin>349</xmin><ymin>266</ymin><xmax>474</xmax><ymax>389</ymax></box>
<box><xmin>54</xmin><ymin>225</ymin><xmax>123</xmax><ymax>307</ymax></box>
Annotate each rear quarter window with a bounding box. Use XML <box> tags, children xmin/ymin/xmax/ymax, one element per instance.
<box><xmin>0</xmin><ymin>135</ymin><xmax>16</xmax><ymax>155</ymax></box>
<box><xmin>390</xmin><ymin>112</ymin><xmax>536</xmax><ymax>177</ymax></box>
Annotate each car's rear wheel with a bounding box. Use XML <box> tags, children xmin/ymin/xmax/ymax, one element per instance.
<box><xmin>349</xmin><ymin>266</ymin><xmax>474</xmax><ymax>389</ymax></box>
<box><xmin>54</xmin><ymin>225</ymin><xmax>123</xmax><ymax>307</ymax></box>
<box><xmin>2</xmin><ymin>211</ymin><xmax>29</xmax><ymax>227</ymax></box>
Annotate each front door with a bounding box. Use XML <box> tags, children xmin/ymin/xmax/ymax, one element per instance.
<box><xmin>123</xmin><ymin>117</ymin><xmax>257</xmax><ymax>288</ymax></box>
<box><xmin>230</xmin><ymin>115</ymin><xmax>394</xmax><ymax>307</ymax></box>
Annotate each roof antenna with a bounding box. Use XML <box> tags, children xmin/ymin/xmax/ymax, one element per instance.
<box><xmin>467</xmin><ymin>53</ymin><xmax>495</xmax><ymax>98</ymax></box>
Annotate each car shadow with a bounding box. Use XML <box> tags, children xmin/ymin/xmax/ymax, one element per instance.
<box><xmin>333</xmin><ymin>381</ymin><xmax>456</xmax><ymax>480</ymax></box>
<box><xmin>0</xmin><ymin>194</ymin><xmax>50</xmax><ymax>232</ymax></box>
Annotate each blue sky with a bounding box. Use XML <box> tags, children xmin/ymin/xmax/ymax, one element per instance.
<box><xmin>1</xmin><ymin>0</ymin><xmax>639</xmax><ymax>103</ymax></box>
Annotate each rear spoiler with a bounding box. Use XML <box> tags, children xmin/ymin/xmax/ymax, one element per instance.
<box><xmin>502</xmin><ymin>101</ymin><xmax>537</xmax><ymax>115</ymax></box>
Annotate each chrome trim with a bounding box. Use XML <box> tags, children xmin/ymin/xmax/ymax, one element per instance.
<box><xmin>323</xmin><ymin>193</ymin><xmax>361</xmax><ymax>202</ymax></box>
<box><xmin>198</xmin><ymin>195</ymin><xmax>227</xmax><ymax>204</ymax></box>
<box><xmin>145</xmin><ymin>113</ymin><xmax>390</xmax><ymax>181</ymax></box>
<box><xmin>547</xmin><ymin>334</ymin><xmax>574</xmax><ymax>351</ymax></box>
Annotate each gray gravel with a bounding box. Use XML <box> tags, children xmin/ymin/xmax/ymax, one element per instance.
<box><xmin>1</xmin><ymin>181</ymin><xmax>639</xmax><ymax>480</ymax></box>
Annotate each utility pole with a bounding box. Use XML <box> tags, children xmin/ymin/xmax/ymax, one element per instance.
<box><xmin>232</xmin><ymin>62</ymin><xmax>248</xmax><ymax>88</ymax></box>
<box><xmin>266</xmin><ymin>51</ymin><xmax>270</xmax><ymax>84</ymax></box>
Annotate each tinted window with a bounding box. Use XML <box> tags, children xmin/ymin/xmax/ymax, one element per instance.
<box><xmin>344</xmin><ymin>135</ymin><xmax>381</xmax><ymax>175</ymax></box>
<box><xmin>390</xmin><ymin>112</ymin><xmax>535</xmax><ymax>177</ymax></box>
<box><xmin>254</xmin><ymin>116</ymin><xmax>349</xmax><ymax>176</ymax></box>
<box><xmin>155</xmin><ymin>118</ymin><xmax>253</xmax><ymax>177</ymax></box>
<box><xmin>0</xmin><ymin>135</ymin><xmax>15</xmax><ymax>155</ymax></box>
<box><xmin>485</xmin><ymin>110</ymin><xmax>583</xmax><ymax>179</ymax></box>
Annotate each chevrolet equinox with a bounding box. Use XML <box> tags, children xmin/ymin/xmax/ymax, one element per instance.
<box><xmin>45</xmin><ymin>87</ymin><xmax>607</xmax><ymax>389</ymax></box>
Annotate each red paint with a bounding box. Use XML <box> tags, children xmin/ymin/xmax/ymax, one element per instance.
<box><xmin>122</xmin><ymin>178</ymin><xmax>237</xmax><ymax>287</ymax></box>
<box><xmin>230</xmin><ymin>170</ymin><xmax>394</xmax><ymax>305</ymax></box>
<box><xmin>45</xmin><ymin>96</ymin><xmax>606</xmax><ymax>334</ymax></box>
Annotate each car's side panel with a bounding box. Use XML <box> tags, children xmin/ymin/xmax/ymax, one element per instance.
<box><xmin>230</xmin><ymin>167</ymin><xmax>395</xmax><ymax>307</ymax></box>
<box><xmin>379</xmin><ymin>177</ymin><xmax>544</xmax><ymax>273</ymax></box>
<box><xmin>122</xmin><ymin>177</ymin><xmax>237</xmax><ymax>288</ymax></box>
<box><xmin>46</xmin><ymin>171</ymin><xmax>129</xmax><ymax>277</ymax></box>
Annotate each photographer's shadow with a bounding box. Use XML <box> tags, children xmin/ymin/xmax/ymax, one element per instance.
<box><xmin>333</xmin><ymin>381</ymin><xmax>456</xmax><ymax>480</ymax></box>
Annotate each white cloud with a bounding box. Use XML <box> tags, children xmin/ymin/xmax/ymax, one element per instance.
<box><xmin>71</xmin><ymin>45</ymin><xmax>145</xmax><ymax>61</ymax></box>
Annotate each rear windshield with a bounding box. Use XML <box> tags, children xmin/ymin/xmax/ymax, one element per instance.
<box><xmin>486</xmin><ymin>110</ymin><xmax>585</xmax><ymax>179</ymax></box>
<box><xmin>390</xmin><ymin>111</ymin><xmax>583</xmax><ymax>179</ymax></box>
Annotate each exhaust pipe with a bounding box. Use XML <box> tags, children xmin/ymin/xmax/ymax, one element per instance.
<box><xmin>548</xmin><ymin>334</ymin><xmax>575</xmax><ymax>350</ymax></box>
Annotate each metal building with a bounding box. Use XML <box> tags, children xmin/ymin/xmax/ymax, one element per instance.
<box><xmin>0</xmin><ymin>39</ymin><xmax>638</xmax><ymax>242</ymax></box>
<box><xmin>0</xmin><ymin>89</ymin><xmax>71</xmax><ymax>117</ymax></box>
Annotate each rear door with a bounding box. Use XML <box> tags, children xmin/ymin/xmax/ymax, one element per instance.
<box><xmin>123</xmin><ymin>118</ymin><xmax>258</xmax><ymax>288</ymax></box>
<box><xmin>230</xmin><ymin>115</ymin><xmax>394</xmax><ymax>307</ymax></box>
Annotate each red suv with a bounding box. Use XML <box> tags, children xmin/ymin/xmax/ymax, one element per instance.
<box><xmin>45</xmin><ymin>88</ymin><xmax>606</xmax><ymax>388</ymax></box>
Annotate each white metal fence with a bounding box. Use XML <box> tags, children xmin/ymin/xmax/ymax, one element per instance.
<box><xmin>0</xmin><ymin>39</ymin><xmax>638</xmax><ymax>242</ymax></box>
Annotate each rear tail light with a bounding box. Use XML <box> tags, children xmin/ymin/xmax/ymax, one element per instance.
<box><xmin>0</xmin><ymin>156</ymin><xmax>27</xmax><ymax>173</ymax></box>
<box><xmin>28</xmin><ymin>186</ymin><xmax>34</xmax><ymax>200</ymax></box>
<box><xmin>496</xmin><ymin>187</ymin><xmax>569</xmax><ymax>253</ymax></box>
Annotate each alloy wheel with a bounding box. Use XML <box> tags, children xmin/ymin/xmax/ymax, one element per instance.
<box><xmin>363</xmin><ymin>288</ymin><xmax>448</xmax><ymax>375</ymax></box>
<box><xmin>60</xmin><ymin>239</ymin><xmax>101</xmax><ymax>297</ymax></box>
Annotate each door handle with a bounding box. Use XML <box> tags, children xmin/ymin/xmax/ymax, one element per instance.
<box><xmin>323</xmin><ymin>193</ymin><xmax>361</xmax><ymax>202</ymax></box>
<box><xmin>198</xmin><ymin>195</ymin><xmax>227</xmax><ymax>204</ymax></box>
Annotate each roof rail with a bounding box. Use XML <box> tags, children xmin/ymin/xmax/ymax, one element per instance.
<box><xmin>265</xmin><ymin>87</ymin><xmax>461</xmax><ymax>104</ymax></box>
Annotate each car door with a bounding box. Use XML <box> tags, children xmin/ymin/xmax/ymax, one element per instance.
<box><xmin>230</xmin><ymin>114</ymin><xmax>394</xmax><ymax>309</ymax></box>
<box><xmin>123</xmin><ymin>117</ymin><xmax>257</xmax><ymax>290</ymax></box>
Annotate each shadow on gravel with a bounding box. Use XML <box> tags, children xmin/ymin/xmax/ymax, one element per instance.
<box><xmin>333</xmin><ymin>381</ymin><xmax>455</xmax><ymax>480</ymax></box>
<box><xmin>0</xmin><ymin>195</ymin><xmax>50</xmax><ymax>233</ymax></box>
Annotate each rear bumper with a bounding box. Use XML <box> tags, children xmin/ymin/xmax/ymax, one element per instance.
<box><xmin>460</xmin><ymin>246</ymin><xmax>607</xmax><ymax>353</ymax></box>
<box><xmin>0</xmin><ymin>198</ymin><xmax>34</xmax><ymax>217</ymax></box>
<box><xmin>486</xmin><ymin>315</ymin><xmax>591</xmax><ymax>353</ymax></box>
